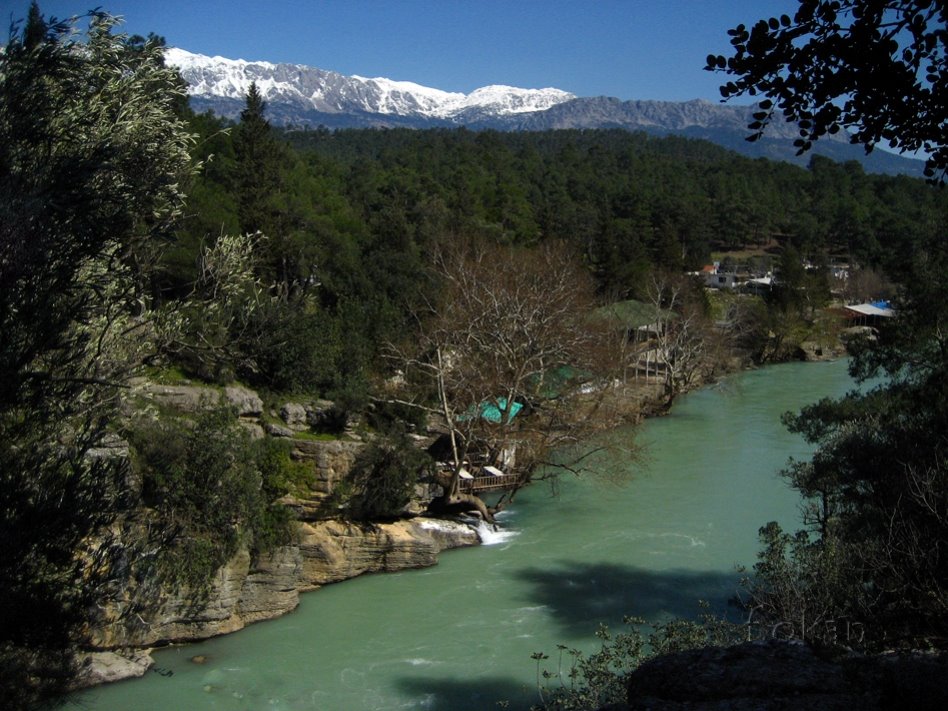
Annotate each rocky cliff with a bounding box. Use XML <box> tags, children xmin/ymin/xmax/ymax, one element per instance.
<box><xmin>79</xmin><ymin>517</ymin><xmax>479</xmax><ymax>687</ymax></box>
<box><xmin>76</xmin><ymin>380</ymin><xmax>480</xmax><ymax>688</ymax></box>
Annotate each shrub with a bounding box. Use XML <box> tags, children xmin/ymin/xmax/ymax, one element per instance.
<box><xmin>127</xmin><ymin>406</ymin><xmax>297</xmax><ymax>591</ymax></box>
<box><xmin>343</xmin><ymin>431</ymin><xmax>431</xmax><ymax>521</ymax></box>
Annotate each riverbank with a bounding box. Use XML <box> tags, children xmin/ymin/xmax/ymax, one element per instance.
<box><xmin>72</xmin><ymin>336</ymin><xmax>847</xmax><ymax>691</ymax></box>
<box><xmin>73</xmin><ymin>359</ymin><xmax>857</xmax><ymax>710</ymax></box>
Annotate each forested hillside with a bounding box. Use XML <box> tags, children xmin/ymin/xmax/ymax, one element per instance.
<box><xmin>165</xmin><ymin>108</ymin><xmax>946</xmax><ymax>400</ymax></box>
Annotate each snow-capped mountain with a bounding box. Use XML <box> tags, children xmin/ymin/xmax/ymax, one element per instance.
<box><xmin>164</xmin><ymin>47</ymin><xmax>925</xmax><ymax>177</ymax></box>
<box><xmin>164</xmin><ymin>48</ymin><xmax>574</xmax><ymax>121</ymax></box>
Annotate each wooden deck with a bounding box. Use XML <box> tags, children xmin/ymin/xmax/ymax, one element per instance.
<box><xmin>459</xmin><ymin>475</ymin><xmax>524</xmax><ymax>494</ymax></box>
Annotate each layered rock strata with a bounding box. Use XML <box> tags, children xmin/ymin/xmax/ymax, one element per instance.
<box><xmin>79</xmin><ymin>517</ymin><xmax>479</xmax><ymax>687</ymax></box>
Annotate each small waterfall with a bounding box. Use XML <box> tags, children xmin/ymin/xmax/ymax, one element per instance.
<box><xmin>471</xmin><ymin>517</ymin><xmax>519</xmax><ymax>545</ymax></box>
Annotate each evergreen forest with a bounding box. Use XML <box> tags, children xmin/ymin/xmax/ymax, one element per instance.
<box><xmin>171</xmin><ymin>106</ymin><xmax>946</xmax><ymax>400</ymax></box>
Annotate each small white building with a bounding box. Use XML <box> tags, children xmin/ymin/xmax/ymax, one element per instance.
<box><xmin>704</xmin><ymin>271</ymin><xmax>738</xmax><ymax>289</ymax></box>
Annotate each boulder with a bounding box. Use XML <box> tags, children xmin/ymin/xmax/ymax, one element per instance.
<box><xmin>239</xmin><ymin>420</ymin><xmax>265</xmax><ymax>439</ymax></box>
<box><xmin>265</xmin><ymin>422</ymin><xmax>295</xmax><ymax>438</ymax></box>
<box><xmin>280</xmin><ymin>402</ymin><xmax>308</xmax><ymax>430</ymax></box>
<box><xmin>224</xmin><ymin>385</ymin><xmax>264</xmax><ymax>417</ymax></box>
<box><xmin>73</xmin><ymin>650</ymin><xmax>153</xmax><ymax>689</ymax></box>
<box><xmin>799</xmin><ymin>340</ymin><xmax>847</xmax><ymax>362</ymax></box>
<box><xmin>305</xmin><ymin>399</ymin><xmax>337</xmax><ymax>428</ymax></box>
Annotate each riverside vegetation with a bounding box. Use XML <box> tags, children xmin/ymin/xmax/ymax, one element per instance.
<box><xmin>1</xmin><ymin>2</ymin><xmax>947</xmax><ymax>708</ymax></box>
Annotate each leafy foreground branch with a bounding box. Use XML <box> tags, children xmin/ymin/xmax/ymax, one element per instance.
<box><xmin>0</xmin><ymin>6</ymin><xmax>193</xmax><ymax>706</ymax></box>
<box><xmin>531</xmin><ymin>610</ymin><xmax>745</xmax><ymax>711</ymax></box>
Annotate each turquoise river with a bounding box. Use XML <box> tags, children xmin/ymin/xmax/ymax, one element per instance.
<box><xmin>76</xmin><ymin>359</ymin><xmax>855</xmax><ymax>710</ymax></box>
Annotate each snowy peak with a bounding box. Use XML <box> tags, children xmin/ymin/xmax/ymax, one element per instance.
<box><xmin>349</xmin><ymin>75</ymin><xmax>464</xmax><ymax>116</ymax></box>
<box><xmin>451</xmin><ymin>85</ymin><xmax>575</xmax><ymax>116</ymax></box>
<box><xmin>164</xmin><ymin>47</ymin><xmax>576</xmax><ymax>119</ymax></box>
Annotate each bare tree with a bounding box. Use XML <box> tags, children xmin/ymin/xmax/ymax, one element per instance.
<box><xmin>645</xmin><ymin>273</ymin><xmax>720</xmax><ymax>402</ymax></box>
<box><xmin>388</xmin><ymin>239</ymin><xmax>628</xmax><ymax>522</ymax></box>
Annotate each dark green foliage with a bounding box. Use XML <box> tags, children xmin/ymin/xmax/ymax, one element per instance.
<box><xmin>234</xmin><ymin>82</ymin><xmax>283</xmax><ymax>237</ymax></box>
<box><xmin>127</xmin><ymin>407</ymin><xmax>297</xmax><ymax>590</ymax></box>
<box><xmin>342</xmin><ymin>432</ymin><xmax>431</xmax><ymax>521</ymax></box>
<box><xmin>736</xmin><ymin>522</ymin><xmax>866</xmax><ymax>645</ymax></box>
<box><xmin>532</xmin><ymin>612</ymin><xmax>744</xmax><ymax>710</ymax></box>
<box><xmin>708</xmin><ymin>0</ymin><xmax>947</xmax><ymax>181</ymax></box>
<box><xmin>741</xmin><ymin>240</ymin><xmax>948</xmax><ymax>650</ymax></box>
<box><xmin>0</xmin><ymin>5</ymin><xmax>192</xmax><ymax>704</ymax></box>
<box><xmin>699</xmin><ymin>0</ymin><xmax>948</xmax><ymax>661</ymax></box>
<box><xmin>164</xmin><ymin>117</ymin><xmax>946</xmax><ymax>394</ymax></box>
<box><xmin>767</xmin><ymin>244</ymin><xmax>830</xmax><ymax>320</ymax></box>
<box><xmin>242</xmin><ymin>297</ymin><xmax>345</xmax><ymax>393</ymax></box>
<box><xmin>286</xmin><ymin>127</ymin><xmax>946</xmax><ymax>290</ymax></box>
<box><xmin>366</xmin><ymin>398</ymin><xmax>429</xmax><ymax>434</ymax></box>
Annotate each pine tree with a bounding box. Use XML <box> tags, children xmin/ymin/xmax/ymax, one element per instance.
<box><xmin>233</xmin><ymin>81</ymin><xmax>281</xmax><ymax>236</ymax></box>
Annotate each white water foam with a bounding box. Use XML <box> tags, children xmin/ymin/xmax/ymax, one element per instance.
<box><xmin>472</xmin><ymin>518</ymin><xmax>520</xmax><ymax>546</ymax></box>
<box><xmin>404</xmin><ymin>658</ymin><xmax>438</xmax><ymax>667</ymax></box>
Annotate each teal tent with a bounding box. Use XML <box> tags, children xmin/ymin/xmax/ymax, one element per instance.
<box><xmin>460</xmin><ymin>397</ymin><xmax>523</xmax><ymax>424</ymax></box>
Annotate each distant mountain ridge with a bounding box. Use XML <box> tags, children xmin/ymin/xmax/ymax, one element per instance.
<box><xmin>164</xmin><ymin>48</ymin><xmax>575</xmax><ymax>121</ymax></box>
<box><xmin>166</xmin><ymin>48</ymin><xmax>926</xmax><ymax>178</ymax></box>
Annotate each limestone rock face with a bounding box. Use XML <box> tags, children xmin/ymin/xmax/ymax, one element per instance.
<box><xmin>135</xmin><ymin>383</ymin><xmax>221</xmax><ymax>412</ymax></box>
<box><xmin>224</xmin><ymin>385</ymin><xmax>264</xmax><ymax>416</ymax></box>
<box><xmin>298</xmin><ymin>518</ymin><xmax>479</xmax><ymax>587</ymax></box>
<box><xmin>84</xmin><ymin>516</ymin><xmax>477</xmax><ymax>688</ymax></box>
<box><xmin>92</xmin><ymin>548</ymin><xmax>258</xmax><ymax>649</ymax></box>
<box><xmin>83</xmin><ymin>376</ymin><xmax>483</xmax><ymax>689</ymax></box>
<box><xmin>236</xmin><ymin>546</ymin><xmax>302</xmax><ymax>624</ymax></box>
<box><xmin>290</xmin><ymin>438</ymin><xmax>364</xmax><ymax>495</ymax></box>
<box><xmin>130</xmin><ymin>381</ymin><xmax>265</xmax><ymax>417</ymax></box>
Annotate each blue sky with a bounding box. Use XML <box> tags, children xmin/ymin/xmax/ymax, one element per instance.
<box><xmin>2</xmin><ymin>1</ymin><xmax>800</xmax><ymax>102</ymax></box>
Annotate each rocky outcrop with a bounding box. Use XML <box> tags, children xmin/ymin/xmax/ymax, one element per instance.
<box><xmin>129</xmin><ymin>381</ymin><xmax>263</xmax><ymax>417</ymax></box>
<box><xmin>299</xmin><ymin>518</ymin><xmax>479</xmax><ymax>588</ymax></box>
<box><xmin>799</xmin><ymin>340</ymin><xmax>847</xmax><ymax>362</ymax></box>
<box><xmin>224</xmin><ymin>385</ymin><xmax>264</xmax><ymax>416</ymax></box>
<box><xmin>80</xmin><ymin>516</ymin><xmax>478</xmax><ymax>687</ymax></box>
<box><xmin>624</xmin><ymin>640</ymin><xmax>948</xmax><ymax>710</ymax></box>
<box><xmin>79</xmin><ymin>378</ymin><xmax>481</xmax><ymax>687</ymax></box>
<box><xmin>279</xmin><ymin>398</ymin><xmax>336</xmax><ymax>430</ymax></box>
<box><xmin>128</xmin><ymin>379</ymin><xmax>364</xmax><ymax>501</ymax></box>
<box><xmin>290</xmin><ymin>438</ymin><xmax>364</xmax><ymax>495</ymax></box>
<box><xmin>280</xmin><ymin>402</ymin><xmax>309</xmax><ymax>430</ymax></box>
<box><xmin>132</xmin><ymin>381</ymin><xmax>221</xmax><ymax>413</ymax></box>
<box><xmin>74</xmin><ymin>649</ymin><xmax>154</xmax><ymax>689</ymax></box>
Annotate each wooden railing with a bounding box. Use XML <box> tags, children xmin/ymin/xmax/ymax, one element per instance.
<box><xmin>455</xmin><ymin>472</ymin><xmax>526</xmax><ymax>494</ymax></box>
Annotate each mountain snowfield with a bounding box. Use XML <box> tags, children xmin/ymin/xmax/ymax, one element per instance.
<box><xmin>164</xmin><ymin>47</ymin><xmax>575</xmax><ymax>119</ymax></box>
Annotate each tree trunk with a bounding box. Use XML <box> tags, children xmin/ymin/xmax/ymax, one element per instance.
<box><xmin>428</xmin><ymin>492</ymin><xmax>495</xmax><ymax>524</ymax></box>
